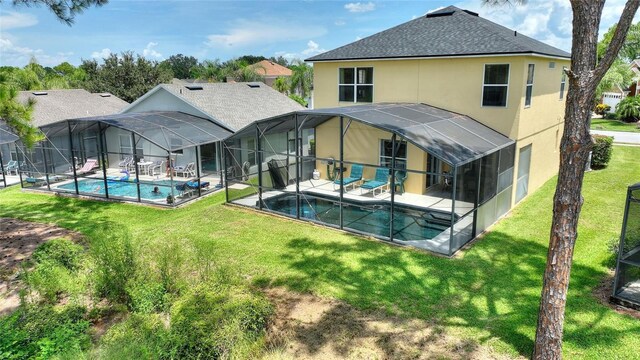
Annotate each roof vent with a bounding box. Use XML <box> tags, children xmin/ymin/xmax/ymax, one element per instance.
<box><xmin>185</xmin><ymin>85</ymin><xmax>203</xmax><ymax>90</ymax></box>
<box><xmin>247</xmin><ymin>82</ymin><xmax>261</xmax><ymax>88</ymax></box>
<box><xmin>99</xmin><ymin>93</ymin><xmax>111</xmax><ymax>97</ymax></box>
<box><xmin>426</xmin><ymin>10</ymin><xmax>454</xmax><ymax>18</ymax></box>
<box><xmin>32</xmin><ymin>91</ymin><xmax>48</xmax><ymax>96</ymax></box>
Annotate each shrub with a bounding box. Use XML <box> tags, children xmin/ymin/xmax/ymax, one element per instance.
<box><xmin>0</xmin><ymin>305</ymin><xmax>90</xmax><ymax>359</ymax></box>
<box><xmin>91</xmin><ymin>227</ymin><xmax>136</xmax><ymax>303</ymax></box>
<box><xmin>288</xmin><ymin>94</ymin><xmax>307</xmax><ymax>107</ymax></box>
<box><xmin>591</xmin><ymin>135</ymin><xmax>614</xmax><ymax>168</ymax></box>
<box><xmin>604</xmin><ymin>112</ymin><xmax>620</xmax><ymax>120</ymax></box>
<box><xmin>594</xmin><ymin>103</ymin><xmax>611</xmax><ymax>115</ymax></box>
<box><xmin>168</xmin><ymin>283</ymin><xmax>273</xmax><ymax>359</ymax></box>
<box><xmin>32</xmin><ymin>238</ymin><xmax>84</xmax><ymax>270</ymax></box>
<box><xmin>96</xmin><ymin>313</ymin><xmax>169</xmax><ymax>360</ymax></box>
<box><xmin>616</xmin><ymin>96</ymin><xmax>640</xmax><ymax>122</ymax></box>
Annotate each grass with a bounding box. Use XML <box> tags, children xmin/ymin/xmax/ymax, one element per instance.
<box><xmin>591</xmin><ymin>118</ymin><xmax>640</xmax><ymax>133</ymax></box>
<box><xmin>1</xmin><ymin>146</ymin><xmax>640</xmax><ymax>359</ymax></box>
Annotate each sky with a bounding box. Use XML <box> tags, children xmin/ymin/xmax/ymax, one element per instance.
<box><xmin>0</xmin><ymin>0</ymin><xmax>635</xmax><ymax>67</ymax></box>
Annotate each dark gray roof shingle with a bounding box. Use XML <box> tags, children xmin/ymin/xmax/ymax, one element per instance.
<box><xmin>306</xmin><ymin>6</ymin><xmax>570</xmax><ymax>62</ymax></box>
<box><xmin>17</xmin><ymin>89</ymin><xmax>129</xmax><ymax>127</ymax></box>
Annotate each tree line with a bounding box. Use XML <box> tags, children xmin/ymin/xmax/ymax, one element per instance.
<box><xmin>0</xmin><ymin>53</ymin><xmax>313</xmax><ymax>105</ymax></box>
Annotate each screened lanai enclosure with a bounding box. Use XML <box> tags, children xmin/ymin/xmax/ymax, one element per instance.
<box><xmin>224</xmin><ymin>103</ymin><xmax>516</xmax><ymax>256</ymax></box>
<box><xmin>0</xmin><ymin>122</ymin><xmax>20</xmax><ymax>188</ymax></box>
<box><xmin>15</xmin><ymin>111</ymin><xmax>231</xmax><ymax>206</ymax></box>
<box><xmin>612</xmin><ymin>182</ymin><xmax>640</xmax><ymax>308</ymax></box>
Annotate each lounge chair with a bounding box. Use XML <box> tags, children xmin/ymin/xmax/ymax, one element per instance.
<box><xmin>360</xmin><ymin>167</ymin><xmax>390</xmax><ymax>197</ymax></box>
<box><xmin>174</xmin><ymin>162</ymin><xmax>196</xmax><ymax>177</ymax></box>
<box><xmin>333</xmin><ymin>164</ymin><xmax>363</xmax><ymax>190</ymax></box>
<box><xmin>67</xmin><ymin>159</ymin><xmax>98</xmax><ymax>175</ymax></box>
<box><xmin>175</xmin><ymin>180</ymin><xmax>209</xmax><ymax>197</ymax></box>
<box><xmin>118</xmin><ymin>156</ymin><xmax>133</xmax><ymax>169</ymax></box>
<box><xmin>148</xmin><ymin>160</ymin><xmax>164</xmax><ymax>176</ymax></box>
<box><xmin>4</xmin><ymin>160</ymin><xmax>18</xmax><ymax>175</ymax></box>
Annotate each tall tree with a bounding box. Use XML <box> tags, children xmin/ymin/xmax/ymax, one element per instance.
<box><xmin>531</xmin><ymin>2</ymin><xmax>639</xmax><ymax>359</ymax></box>
<box><xmin>598</xmin><ymin>22</ymin><xmax>640</xmax><ymax>61</ymax></box>
<box><xmin>289</xmin><ymin>60</ymin><xmax>313</xmax><ymax>99</ymax></box>
<box><xmin>161</xmin><ymin>54</ymin><xmax>199</xmax><ymax>79</ymax></box>
<box><xmin>81</xmin><ymin>52</ymin><xmax>173</xmax><ymax>103</ymax></box>
<box><xmin>0</xmin><ymin>86</ymin><xmax>42</xmax><ymax>148</ymax></box>
<box><xmin>7</xmin><ymin>0</ymin><xmax>108</xmax><ymax>25</ymax></box>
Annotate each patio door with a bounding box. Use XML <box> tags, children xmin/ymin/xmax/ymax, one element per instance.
<box><xmin>426</xmin><ymin>154</ymin><xmax>442</xmax><ymax>189</ymax></box>
<box><xmin>515</xmin><ymin>145</ymin><xmax>531</xmax><ymax>203</ymax></box>
<box><xmin>200</xmin><ymin>143</ymin><xmax>217</xmax><ymax>173</ymax></box>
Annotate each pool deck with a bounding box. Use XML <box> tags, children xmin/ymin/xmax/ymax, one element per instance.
<box><xmin>23</xmin><ymin>168</ymin><xmax>222</xmax><ymax>205</ymax></box>
<box><xmin>0</xmin><ymin>175</ymin><xmax>20</xmax><ymax>188</ymax></box>
<box><xmin>232</xmin><ymin>179</ymin><xmax>473</xmax><ymax>216</ymax></box>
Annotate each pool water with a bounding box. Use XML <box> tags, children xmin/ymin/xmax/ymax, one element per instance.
<box><xmin>57</xmin><ymin>179</ymin><xmax>175</xmax><ymax>201</ymax></box>
<box><xmin>261</xmin><ymin>194</ymin><xmax>453</xmax><ymax>241</ymax></box>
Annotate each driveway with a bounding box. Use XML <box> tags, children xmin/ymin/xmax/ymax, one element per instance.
<box><xmin>590</xmin><ymin>130</ymin><xmax>640</xmax><ymax>145</ymax></box>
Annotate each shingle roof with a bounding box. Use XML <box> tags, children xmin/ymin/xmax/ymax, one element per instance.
<box><xmin>17</xmin><ymin>89</ymin><xmax>129</xmax><ymax>127</ymax></box>
<box><xmin>306</xmin><ymin>6</ymin><xmax>570</xmax><ymax>62</ymax></box>
<box><xmin>250</xmin><ymin>60</ymin><xmax>292</xmax><ymax>77</ymax></box>
<box><xmin>159</xmin><ymin>82</ymin><xmax>304</xmax><ymax>131</ymax></box>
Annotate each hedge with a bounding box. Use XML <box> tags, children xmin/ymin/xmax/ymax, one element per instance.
<box><xmin>591</xmin><ymin>135</ymin><xmax>614</xmax><ymax>168</ymax></box>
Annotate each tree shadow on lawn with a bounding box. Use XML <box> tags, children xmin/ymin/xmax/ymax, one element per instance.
<box><xmin>265</xmin><ymin>232</ymin><xmax>639</xmax><ymax>358</ymax></box>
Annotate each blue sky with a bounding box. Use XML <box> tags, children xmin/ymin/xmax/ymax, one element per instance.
<box><xmin>0</xmin><ymin>0</ymin><xmax>634</xmax><ymax>67</ymax></box>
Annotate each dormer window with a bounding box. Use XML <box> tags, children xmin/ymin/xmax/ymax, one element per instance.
<box><xmin>339</xmin><ymin>67</ymin><xmax>373</xmax><ymax>103</ymax></box>
<box><xmin>482</xmin><ymin>64</ymin><xmax>510</xmax><ymax>107</ymax></box>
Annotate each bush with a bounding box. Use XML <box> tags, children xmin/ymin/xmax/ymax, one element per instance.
<box><xmin>594</xmin><ymin>103</ymin><xmax>611</xmax><ymax>115</ymax></box>
<box><xmin>0</xmin><ymin>305</ymin><xmax>90</xmax><ymax>359</ymax></box>
<box><xmin>91</xmin><ymin>227</ymin><xmax>136</xmax><ymax>303</ymax></box>
<box><xmin>604</xmin><ymin>112</ymin><xmax>620</xmax><ymax>120</ymax></box>
<box><xmin>616</xmin><ymin>96</ymin><xmax>640</xmax><ymax>122</ymax></box>
<box><xmin>32</xmin><ymin>238</ymin><xmax>84</xmax><ymax>270</ymax></box>
<box><xmin>96</xmin><ymin>313</ymin><xmax>169</xmax><ymax>360</ymax></box>
<box><xmin>288</xmin><ymin>94</ymin><xmax>308</xmax><ymax>107</ymax></box>
<box><xmin>168</xmin><ymin>283</ymin><xmax>273</xmax><ymax>359</ymax></box>
<box><xmin>591</xmin><ymin>135</ymin><xmax>614</xmax><ymax>168</ymax></box>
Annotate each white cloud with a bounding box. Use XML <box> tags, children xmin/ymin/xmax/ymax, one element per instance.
<box><xmin>0</xmin><ymin>37</ymin><xmax>70</xmax><ymax>66</ymax></box>
<box><xmin>335</xmin><ymin>19</ymin><xmax>346</xmax><ymax>26</ymax></box>
<box><xmin>205</xmin><ymin>20</ymin><xmax>326</xmax><ymax>48</ymax></box>
<box><xmin>0</xmin><ymin>12</ymin><xmax>38</xmax><ymax>30</ymax></box>
<box><xmin>275</xmin><ymin>40</ymin><xmax>326</xmax><ymax>61</ymax></box>
<box><xmin>91</xmin><ymin>48</ymin><xmax>112</xmax><ymax>59</ymax></box>
<box><xmin>345</xmin><ymin>2</ymin><xmax>376</xmax><ymax>13</ymax></box>
<box><xmin>142</xmin><ymin>42</ymin><xmax>162</xmax><ymax>59</ymax></box>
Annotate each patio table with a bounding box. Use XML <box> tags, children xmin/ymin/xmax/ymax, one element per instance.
<box><xmin>137</xmin><ymin>161</ymin><xmax>154</xmax><ymax>175</ymax></box>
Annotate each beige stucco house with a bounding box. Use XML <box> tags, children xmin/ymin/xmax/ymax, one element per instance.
<box><xmin>223</xmin><ymin>6</ymin><xmax>571</xmax><ymax>255</ymax></box>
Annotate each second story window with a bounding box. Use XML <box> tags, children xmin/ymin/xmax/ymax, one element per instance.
<box><xmin>482</xmin><ymin>64</ymin><xmax>510</xmax><ymax>107</ymax></box>
<box><xmin>559</xmin><ymin>67</ymin><xmax>567</xmax><ymax>100</ymax></box>
<box><xmin>339</xmin><ymin>67</ymin><xmax>373</xmax><ymax>103</ymax></box>
<box><xmin>525</xmin><ymin>64</ymin><xmax>535</xmax><ymax>107</ymax></box>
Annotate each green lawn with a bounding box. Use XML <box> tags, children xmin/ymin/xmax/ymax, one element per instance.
<box><xmin>1</xmin><ymin>146</ymin><xmax>640</xmax><ymax>359</ymax></box>
<box><xmin>591</xmin><ymin>118</ymin><xmax>640</xmax><ymax>133</ymax></box>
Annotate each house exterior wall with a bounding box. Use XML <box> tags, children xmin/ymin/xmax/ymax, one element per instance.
<box><xmin>312</xmin><ymin>55</ymin><xmax>570</xmax><ymax>204</ymax></box>
<box><xmin>122</xmin><ymin>88</ymin><xmax>211</xmax><ymax>120</ymax></box>
<box><xmin>314</xmin><ymin>117</ymin><xmax>427</xmax><ymax>194</ymax></box>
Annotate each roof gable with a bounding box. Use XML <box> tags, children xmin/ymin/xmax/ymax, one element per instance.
<box><xmin>306</xmin><ymin>6</ymin><xmax>570</xmax><ymax>62</ymax></box>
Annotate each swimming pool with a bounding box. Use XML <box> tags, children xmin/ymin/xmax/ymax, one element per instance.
<box><xmin>56</xmin><ymin>179</ymin><xmax>175</xmax><ymax>201</ymax></box>
<box><xmin>261</xmin><ymin>193</ymin><xmax>453</xmax><ymax>241</ymax></box>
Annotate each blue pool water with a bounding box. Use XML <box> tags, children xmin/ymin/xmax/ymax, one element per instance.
<box><xmin>57</xmin><ymin>179</ymin><xmax>175</xmax><ymax>201</ymax></box>
<box><xmin>261</xmin><ymin>194</ymin><xmax>454</xmax><ymax>241</ymax></box>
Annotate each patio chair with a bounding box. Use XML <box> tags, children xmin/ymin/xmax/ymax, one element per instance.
<box><xmin>67</xmin><ymin>159</ymin><xmax>98</xmax><ymax>175</ymax></box>
<box><xmin>360</xmin><ymin>167</ymin><xmax>390</xmax><ymax>197</ymax></box>
<box><xmin>333</xmin><ymin>164</ymin><xmax>363</xmax><ymax>190</ymax></box>
<box><xmin>174</xmin><ymin>162</ymin><xmax>196</xmax><ymax>177</ymax></box>
<box><xmin>148</xmin><ymin>160</ymin><xmax>164</xmax><ymax>176</ymax></box>
<box><xmin>394</xmin><ymin>170</ymin><xmax>407</xmax><ymax>195</ymax></box>
<box><xmin>118</xmin><ymin>156</ymin><xmax>133</xmax><ymax>169</ymax></box>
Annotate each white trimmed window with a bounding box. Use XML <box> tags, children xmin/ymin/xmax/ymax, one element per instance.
<box><xmin>525</xmin><ymin>64</ymin><xmax>535</xmax><ymax>107</ymax></box>
<box><xmin>482</xmin><ymin>64</ymin><xmax>510</xmax><ymax>107</ymax></box>
<box><xmin>379</xmin><ymin>139</ymin><xmax>407</xmax><ymax>169</ymax></box>
<box><xmin>339</xmin><ymin>67</ymin><xmax>373</xmax><ymax>103</ymax></box>
<box><xmin>559</xmin><ymin>66</ymin><xmax>567</xmax><ymax>100</ymax></box>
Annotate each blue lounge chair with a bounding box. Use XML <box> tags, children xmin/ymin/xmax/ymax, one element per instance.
<box><xmin>5</xmin><ymin>160</ymin><xmax>19</xmax><ymax>175</ymax></box>
<box><xmin>360</xmin><ymin>167</ymin><xmax>390</xmax><ymax>196</ymax></box>
<box><xmin>333</xmin><ymin>164</ymin><xmax>363</xmax><ymax>190</ymax></box>
<box><xmin>175</xmin><ymin>180</ymin><xmax>210</xmax><ymax>197</ymax></box>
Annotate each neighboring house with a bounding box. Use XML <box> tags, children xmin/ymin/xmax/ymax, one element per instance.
<box><xmin>250</xmin><ymin>60</ymin><xmax>292</xmax><ymax>89</ymax></box>
<box><xmin>1</xmin><ymin>89</ymin><xmax>128</xmax><ymax>185</ymax></box>
<box><xmin>306</xmin><ymin>5</ymin><xmax>570</xmax><ymax>207</ymax></box>
<box><xmin>627</xmin><ymin>59</ymin><xmax>640</xmax><ymax>97</ymax></box>
<box><xmin>602</xmin><ymin>84</ymin><xmax>628</xmax><ymax>110</ymax></box>
<box><xmin>223</xmin><ymin>6</ymin><xmax>572</xmax><ymax>255</ymax></box>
